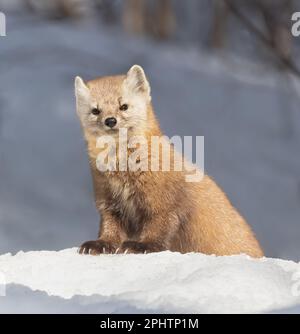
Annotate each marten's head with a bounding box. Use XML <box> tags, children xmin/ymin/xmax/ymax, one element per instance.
<box><xmin>75</xmin><ymin>65</ymin><xmax>152</xmax><ymax>137</ymax></box>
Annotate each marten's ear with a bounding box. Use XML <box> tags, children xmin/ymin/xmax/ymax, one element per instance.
<box><xmin>124</xmin><ymin>65</ymin><xmax>151</xmax><ymax>101</ymax></box>
<box><xmin>75</xmin><ymin>76</ymin><xmax>90</xmax><ymax>101</ymax></box>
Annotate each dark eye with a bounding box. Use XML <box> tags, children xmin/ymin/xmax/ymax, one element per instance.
<box><xmin>119</xmin><ymin>104</ymin><xmax>128</xmax><ymax>111</ymax></box>
<box><xmin>91</xmin><ymin>108</ymin><xmax>101</xmax><ymax>115</ymax></box>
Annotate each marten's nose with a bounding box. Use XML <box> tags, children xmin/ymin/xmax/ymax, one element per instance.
<box><xmin>104</xmin><ymin>117</ymin><xmax>117</xmax><ymax>128</ymax></box>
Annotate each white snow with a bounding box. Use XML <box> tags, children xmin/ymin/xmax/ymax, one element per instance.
<box><xmin>0</xmin><ymin>248</ymin><xmax>300</xmax><ymax>313</ymax></box>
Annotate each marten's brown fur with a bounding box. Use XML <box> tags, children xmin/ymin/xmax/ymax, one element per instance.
<box><xmin>75</xmin><ymin>65</ymin><xmax>263</xmax><ymax>257</ymax></box>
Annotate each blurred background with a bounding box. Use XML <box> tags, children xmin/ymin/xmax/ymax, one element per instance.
<box><xmin>0</xmin><ymin>0</ymin><xmax>300</xmax><ymax>260</ymax></box>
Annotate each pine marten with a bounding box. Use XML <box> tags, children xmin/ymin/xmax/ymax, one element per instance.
<box><xmin>75</xmin><ymin>65</ymin><xmax>263</xmax><ymax>257</ymax></box>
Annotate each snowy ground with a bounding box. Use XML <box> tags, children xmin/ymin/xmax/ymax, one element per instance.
<box><xmin>0</xmin><ymin>248</ymin><xmax>300</xmax><ymax>314</ymax></box>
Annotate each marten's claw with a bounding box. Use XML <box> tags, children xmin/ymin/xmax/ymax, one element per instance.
<box><xmin>79</xmin><ymin>240</ymin><xmax>117</xmax><ymax>255</ymax></box>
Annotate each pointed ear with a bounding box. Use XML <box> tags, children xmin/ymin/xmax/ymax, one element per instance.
<box><xmin>75</xmin><ymin>76</ymin><xmax>90</xmax><ymax>101</ymax></box>
<box><xmin>124</xmin><ymin>65</ymin><xmax>151</xmax><ymax>101</ymax></box>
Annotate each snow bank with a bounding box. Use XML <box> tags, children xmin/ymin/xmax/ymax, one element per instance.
<box><xmin>0</xmin><ymin>249</ymin><xmax>300</xmax><ymax>313</ymax></box>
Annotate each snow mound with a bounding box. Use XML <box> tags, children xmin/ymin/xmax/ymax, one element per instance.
<box><xmin>0</xmin><ymin>248</ymin><xmax>300</xmax><ymax>313</ymax></box>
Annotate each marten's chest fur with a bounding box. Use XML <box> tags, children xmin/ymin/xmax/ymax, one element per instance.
<box><xmin>102</xmin><ymin>174</ymin><xmax>152</xmax><ymax>238</ymax></box>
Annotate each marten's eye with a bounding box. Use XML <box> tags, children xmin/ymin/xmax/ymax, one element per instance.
<box><xmin>91</xmin><ymin>108</ymin><xmax>101</xmax><ymax>115</ymax></box>
<box><xmin>119</xmin><ymin>104</ymin><xmax>128</xmax><ymax>111</ymax></box>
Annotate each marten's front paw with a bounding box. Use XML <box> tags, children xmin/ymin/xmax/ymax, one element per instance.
<box><xmin>121</xmin><ymin>241</ymin><xmax>165</xmax><ymax>254</ymax></box>
<box><xmin>79</xmin><ymin>240</ymin><xmax>117</xmax><ymax>255</ymax></box>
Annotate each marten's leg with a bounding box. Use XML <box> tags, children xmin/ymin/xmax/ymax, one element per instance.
<box><xmin>121</xmin><ymin>214</ymin><xmax>180</xmax><ymax>254</ymax></box>
<box><xmin>79</xmin><ymin>211</ymin><xmax>123</xmax><ymax>255</ymax></box>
